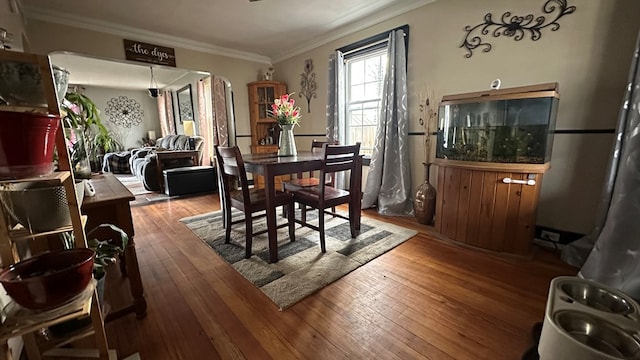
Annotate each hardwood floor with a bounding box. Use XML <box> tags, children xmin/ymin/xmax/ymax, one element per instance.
<box><xmin>103</xmin><ymin>193</ymin><xmax>577</xmax><ymax>360</ymax></box>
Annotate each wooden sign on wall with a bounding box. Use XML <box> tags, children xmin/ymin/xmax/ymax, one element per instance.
<box><xmin>123</xmin><ymin>39</ymin><xmax>176</xmax><ymax>67</ymax></box>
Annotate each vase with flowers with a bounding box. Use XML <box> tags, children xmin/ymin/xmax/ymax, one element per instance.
<box><xmin>269</xmin><ymin>93</ymin><xmax>301</xmax><ymax>156</ymax></box>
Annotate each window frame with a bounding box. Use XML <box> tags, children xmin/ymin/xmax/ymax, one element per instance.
<box><xmin>336</xmin><ymin>24</ymin><xmax>409</xmax><ymax>159</ymax></box>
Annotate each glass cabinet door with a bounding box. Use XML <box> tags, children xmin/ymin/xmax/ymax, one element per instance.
<box><xmin>257</xmin><ymin>86</ymin><xmax>276</xmax><ymax>120</ymax></box>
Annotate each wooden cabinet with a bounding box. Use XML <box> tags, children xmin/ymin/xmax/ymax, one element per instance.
<box><xmin>247</xmin><ymin>81</ymin><xmax>289</xmax><ymax>189</ymax></box>
<box><xmin>434</xmin><ymin>84</ymin><xmax>559</xmax><ymax>256</ymax></box>
<box><xmin>248</xmin><ymin>81</ymin><xmax>286</xmax><ymax>154</ymax></box>
<box><xmin>435</xmin><ymin>160</ymin><xmax>547</xmax><ymax>255</ymax></box>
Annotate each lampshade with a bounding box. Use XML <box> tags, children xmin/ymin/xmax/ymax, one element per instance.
<box><xmin>183</xmin><ymin>120</ymin><xmax>195</xmax><ymax>136</ymax></box>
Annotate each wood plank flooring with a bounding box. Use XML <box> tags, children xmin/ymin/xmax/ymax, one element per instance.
<box><xmin>103</xmin><ymin>193</ymin><xmax>577</xmax><ymax>360</ymax></box>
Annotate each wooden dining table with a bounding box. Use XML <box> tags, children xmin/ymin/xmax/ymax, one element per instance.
<box><xmin>242</xmin><ymin>151</ymin><xmax>363</xmax><ymax>263</ymax></box>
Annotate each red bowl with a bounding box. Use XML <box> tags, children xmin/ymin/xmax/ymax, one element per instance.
<box><xmin>0</xmin><ymin>248</ymin><xmax>95</xmax><ymax>310</ymax></box>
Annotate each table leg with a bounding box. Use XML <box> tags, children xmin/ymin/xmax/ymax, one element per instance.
<box><xmin>354</xmin><ymin>155</ymin><xmax>363</xmax><ymax>231</ymax></box>
<box><xmin>264</xmin><ymin>167</ymin><xmax>279</xmax><ymax>263</ymax></box>
<box><xmin>126</xmin><ymin>238</ymin><xmax>147</xmax><ymax>318</ymax></box>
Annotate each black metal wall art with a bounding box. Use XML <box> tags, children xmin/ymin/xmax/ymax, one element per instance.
<box><xmin>460</xmin><ymin>0</ymin><xmax>576</xmax><ymax>58</ymax></box>
<box><xmin>299</xmin><ymin>59</ymin><xmax>317</xmax><ymax>113</ymax></box>
<box><xmin>106</xmin><ymin>95</ymin><xmax>144</xmax><ymax>128</ymax></box>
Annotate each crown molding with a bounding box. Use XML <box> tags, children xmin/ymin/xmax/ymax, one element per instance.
<box><xmin>23</xmin><ymin>6</ymin><xmax>273</xmax><ymax>64</ymax></box>
<box><xmin>272</xmin><ymin>0</ymin><xmax>436</xmax><ymax>63</ymax></box>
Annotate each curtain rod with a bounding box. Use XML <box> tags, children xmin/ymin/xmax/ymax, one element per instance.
<box><xmin>336</xmin><ymin>24</ymin><xmax>409</xmax><ymax>55</ymax></box>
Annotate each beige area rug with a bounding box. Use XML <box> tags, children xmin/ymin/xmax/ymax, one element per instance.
<box><xmin>114</xmin><ymin>174</ymin><xmax>173</xmax><ymax>204</ymax></box>
<box><xmin>180</xmin><ymin>209</ymin><xmax>417</xmax><ymax>310</ymax></box>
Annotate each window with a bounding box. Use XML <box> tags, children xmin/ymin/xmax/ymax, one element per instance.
<box><xmin>345</xmin><ymin>49</ymin><xmax>387</xmax><ymax>156</ymax></box>
<box><xmin>335</xmin><ymin>24</ymin><xmax>408</xmax><ymax>157</ymax></box>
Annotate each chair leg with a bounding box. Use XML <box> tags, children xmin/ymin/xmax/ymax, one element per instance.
<box><xmin>331</xmin><ymin>206</ymin><xmax>336</xmax><ymax>217</ymax></box>
<box><xmin>319</xmin><ymin>208</ymin><xmax>326</xmax><ymax>253</ymax></box>
<box><xmin>245</xmin><ymin>213</ymin><xmax>253</xmax><ymax>259</ymax></box>
<box><xmin>224</xmin><ymin>205</ymin><xmax>232</xmax><ymax>243</ymax></box>
<box><xmin>301</xmin><ymin>204</ymin><xmax>307</xmax><ymax>224</ymax></box>
<box><xmin>349</xmin><ymin>203</ymin><xmax>358</xmax><ymax>238</ymax></box>
<box><xmin>287</xmin><ymin>204</ymin><xmax>295</xmax><ymax>242</ymax></box>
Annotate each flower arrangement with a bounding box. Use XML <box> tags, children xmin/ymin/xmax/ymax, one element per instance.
<box><xmin>269</xmin><ymin>93</ymin><xmax>301</xmax><ymax>126</ymax></box>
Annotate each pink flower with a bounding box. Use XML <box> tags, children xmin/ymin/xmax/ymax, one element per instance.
<box><xmin>281</xmin><ymin>94</ymin><xmax>289</xmax><ymax>102</ymax></box>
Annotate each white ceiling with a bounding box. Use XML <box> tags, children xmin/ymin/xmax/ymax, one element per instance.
<box><xmin>20</xmin><ymin>0</ymin><xmax>434</xmax><ymax>91</ymax></box>
<box><xmin>21</xmin><ymin>0</ymin><xmax>435</xmax><ymax>62</ymax></box>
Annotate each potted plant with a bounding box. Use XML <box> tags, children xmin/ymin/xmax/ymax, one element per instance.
<box><xmin>61</xmin><ymin>91</ymin><xmax>121</xmax><ymax>173</ymax></box>
<box><xmin>50</xmin><ymin>224</ymin><xmax>128</xmax><ymax>336</ymax></box>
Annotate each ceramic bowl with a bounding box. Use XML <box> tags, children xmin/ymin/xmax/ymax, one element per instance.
<box><xmin>0</xmin><ymin>248</ymin><xmax>95</xmax><ymax>310</ymax></box>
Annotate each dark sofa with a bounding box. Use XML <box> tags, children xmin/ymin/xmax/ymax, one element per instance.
<box><xmin>129</xmin><ymin>134</ymin><xmax>204</xmax><ymax>191</ymax></box>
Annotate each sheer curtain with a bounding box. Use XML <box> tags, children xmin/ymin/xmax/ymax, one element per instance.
<box><xmin>211</xmin><ymin>76</ymin><xmax>230</xmax><ymax>146</ymax></box>
<box><xmin>196</xmin><ymin>77</ymin><xmax>213</xmax><ymax>165</ymax></box>
<box><xmin>361</xmin><ymin>29</ymin><xmax>413</xmax><ymax>216</ymax></box>
<box><xmin>561</xmin><ymin>31</ymin><xmax>640</xmax><ymax>298</ymax></box>
<box><xmin>157</xmin><ymin>90</ymin><xmax>176</xmax><ymax>137</ymax></box>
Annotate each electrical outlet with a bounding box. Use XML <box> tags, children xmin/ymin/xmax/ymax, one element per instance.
<box><xmin>540</xmin><ymin>230</ymin><xmax>561</xmax><ymax>243</ymax></box>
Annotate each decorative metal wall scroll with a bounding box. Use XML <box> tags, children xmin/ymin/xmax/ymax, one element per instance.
<box><xmin>106</xmin><ymin>95</ymin><xmax>144</xmax><ymax>128</ymax></box>
<box><xmin>460</xmin><ymin>0</ymin><xmax>576</xmax><ymax>58</ymax></box>
<box><xmin>299</xmin><ymin>59</ymin><xmax>317</xmax><ymax>113</ymax></box>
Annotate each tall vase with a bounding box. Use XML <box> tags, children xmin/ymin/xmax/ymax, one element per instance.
<box><xmin>278</xmin><ymin>124</ymin><xmax>297</xmax><ymax>156</ymax></box>
<box><xmin>413</xmin><ymin>162</ymin><xmax>437</xmax><ymax>225</ymax></box>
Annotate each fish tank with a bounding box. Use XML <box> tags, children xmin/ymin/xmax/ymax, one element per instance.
<box><xmin>436</xmin><ymin>84</ymin><xmax>559</xmax><ymax>164</ymax></box>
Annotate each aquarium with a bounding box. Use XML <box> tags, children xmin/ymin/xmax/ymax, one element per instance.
<box><xmin>436</xmin><ymin>90</ymin><xmax>559</xmax><ymax>164</ymax></box>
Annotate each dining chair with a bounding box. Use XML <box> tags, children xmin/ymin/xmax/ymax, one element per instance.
<box><xmin>214</xmin><ymin>145</ymin><xmax>295</xmax><ymax>259</ymax></box>
<box><xmin>282</xmin><ymin>139</ymin><xmax>338</xmax><ymax>221</ymax></box>
<box><xmin>291</xmin><ymin>143</ymin><xmax>361</xmax><ymax>253</ymax></box>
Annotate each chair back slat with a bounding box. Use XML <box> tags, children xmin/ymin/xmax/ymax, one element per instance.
<box><xmin>317</xmin><ymin>143</ymin><xmax>360</xmax><ymax>201</ymax></box>
<box><xmin>214</xmin><ymin>145</ymin><xmax>251</xmax><ymax>203</ymax></box>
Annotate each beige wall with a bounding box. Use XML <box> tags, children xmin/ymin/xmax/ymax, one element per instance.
<box><xmin>22</xmin><ymin>1</ymin><xmax>640</xmax><ymax>234</ymax></box>
<box><xmin>24</xmin><ymin>19</ymin><xmax>267</xmax><ymax>154</ymax></box>
<box><xmin>0</xmin><ymin>0</ymin><xmax>25</xmax><ymax>51</ymax></box>
<box><xmin>273</xmin><ymin>0</ymin><xmax>640</xmax><ymax>234</ymax></box>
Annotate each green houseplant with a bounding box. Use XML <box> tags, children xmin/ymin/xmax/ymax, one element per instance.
<box><xmin>50</xmin><ymin>224</ymin><xmax>128</xmax><ymax>336</ymax></box>
<box><xmin>61</xmin><ymin>92</ymin><xmax>122</xmax><ymax>172</ymax></box>
<box><xmin>60</xmin><ymin>223</ymin><xmax>128</xmax><ymax>281</ymax></box>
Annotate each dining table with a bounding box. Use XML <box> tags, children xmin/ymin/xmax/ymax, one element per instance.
<box><xmin>242</xmin><ymin>151</ymin><xmax>363</xmax><ymax>263</ymax></box>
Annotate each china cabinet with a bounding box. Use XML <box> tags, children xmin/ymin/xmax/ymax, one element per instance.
<box><xmin>247</xmin><ymin>80</ymin><xmax>289</xmax><ymax>188</ymax></box>
<box><xmin>435</xmin><ymin>83</ymin><xmax>559</xmax><ymax>255</ymax></box>
<box><xmin>0</xmin><ymin>51</ymin><xmax>115</xmax><ymax>359</ymax></box>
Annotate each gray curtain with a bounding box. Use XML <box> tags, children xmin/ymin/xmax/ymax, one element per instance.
<box><xmin>361</xmin><ymin>29</ymin><xmax>413</xmax><ymax>216</ymax></box>
<box><xmin>562</xmin><ymin>30</ymin><xmax>640</xmax><ymax>298</ymax></box>
<box><xmin>326</xmin><ymin>51</ymin><xmax>347</xmax><ymax>188</ymax></box>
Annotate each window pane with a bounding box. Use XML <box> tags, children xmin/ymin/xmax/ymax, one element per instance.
<box><xmin>350</xmin><ymin>61</ymin><xmax>364</xmax><ymax>85</ymax></box>
<box><xmin>362</xmin><ymin>108</ymin><xmax>378</xmax><ymax>126</ymax></box>
<box><xmin>345</xmin><ymin>48</ymin><xmax>388</xmax><ymax>154</ymax></box>
<box><xmin>350</xmin><ymin>84</ymin><xmax>364</xmax><ymax>102</ymax></box>
<box><xmin>364</xmin><ymin>82</ymin><xmax>380</xmax><ymax>100</ymax></box>
<box><xmin>365</xmin><ymin>57</ymin><xmax>381</xmax><ymax>82</ymax></box>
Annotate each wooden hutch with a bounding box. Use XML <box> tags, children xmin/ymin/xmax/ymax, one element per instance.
<box><xmin>247</xmin><ymin>80</ymin><xmax>288</xmax><ymax>188</ymax></box>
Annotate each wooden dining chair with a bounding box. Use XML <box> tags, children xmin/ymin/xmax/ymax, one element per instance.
<box><xmin>282</xmin><ymin>139</ymin><xmax>338</xmax><ymax>220</ymax></box>
<box><xmin>291</xmin><ymin>143</ymin><xmax>361</xmax><ymax>253</ymax></box>
<box><xmin>214</xmin><ymin>145</ymin><xmax>295</xmax><ymax>259</ymax></box>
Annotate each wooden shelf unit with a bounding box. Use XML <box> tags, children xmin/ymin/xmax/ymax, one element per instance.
<box><xmin>0</xmin><ymin>51</ymin><xmax>114</xmax><ymax>360</ymax></box>
<box><xmin>247</xmin><ymin>80</ymin><xmax>290</xmax><ymax>188</ymax></box>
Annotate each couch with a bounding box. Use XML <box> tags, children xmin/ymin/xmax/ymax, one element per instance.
<box><xmin>129</xmin><ymin>134</ymin><xmax>204</xmax><ymax>191</ymax></box>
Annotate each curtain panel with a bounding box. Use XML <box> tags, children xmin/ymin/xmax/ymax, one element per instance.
<box><xmin>562</xmin><ymin>30</ymin><xmax>640</xmax><ymax>298</ymax></box>
<box><xmin>361</xmin><ymin>29</ymin><xmax>413</xmax><ymax>216</ymax></box>
<box><xmin>157</xmin><ymin>90</ymin><xmax>176</xmax><ymax>137</ymax></box>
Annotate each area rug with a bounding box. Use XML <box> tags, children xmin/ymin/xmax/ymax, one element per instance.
<box><xmin>180</xmin><ymin>209</ymin><xmax>417</xmax><ymax>310</ymax></box>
